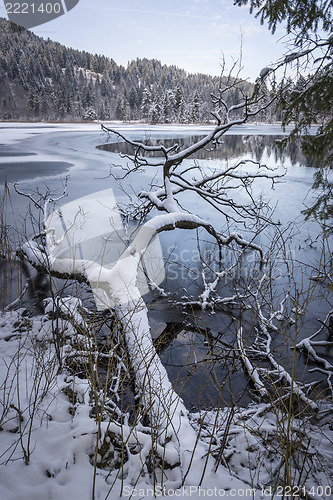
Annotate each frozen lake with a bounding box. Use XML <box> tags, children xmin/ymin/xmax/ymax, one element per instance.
<box><xmin>0</xmin><ymin>121</ymin><xmax>317</xmax><ymax>236</ymax></box>
<box><xmin>0</xmin><ymin>122</ymin><xmax>331</xmax><ymax>409</ymax></box>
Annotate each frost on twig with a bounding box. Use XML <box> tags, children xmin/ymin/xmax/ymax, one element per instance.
<box><xmin>236</xmin><ymin>326</ymin><xmax>268</xmax><ymax>398</ymax></box>
<box><xmin>296</xmin><ymin>311</ymin><xmax>333</xmax><ymax>397</ymax></box>
<box><xmin>235</xmin><ymin>269</ymin><xmax>320</xmax><ymax>411</ymax></box>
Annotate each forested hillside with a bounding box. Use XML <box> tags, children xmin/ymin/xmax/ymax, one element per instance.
<box><xmin>0</xmin><ymin>17</ymin><xmax>260</xmax><ymax>123</ymax></box>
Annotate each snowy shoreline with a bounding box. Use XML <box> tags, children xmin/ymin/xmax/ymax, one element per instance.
<box><xmin>1</xmin><ymin>307</ymin><xmax>332</xmax><ymax>500</ymax></box>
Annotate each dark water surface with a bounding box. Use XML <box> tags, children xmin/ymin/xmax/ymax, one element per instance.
<box><xmin>98</xmin><ymin>133</ymin><xmax>308</xmax><ymax>166</ymax></box>
<box><xmin>99</xmin><ymin>131</ymin><xmax>332</xmax><ymax>409</ymax></box>
<box><xmin>0</xmin><ymin>160</ymin><xmax>72</xmax><ymax>184</ymax></box>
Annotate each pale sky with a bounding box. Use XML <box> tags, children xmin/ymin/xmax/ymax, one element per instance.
<box><xmin>1</xmin><ymin>0</ymin><xmax>288</xmax><ymax>81</ymax></box>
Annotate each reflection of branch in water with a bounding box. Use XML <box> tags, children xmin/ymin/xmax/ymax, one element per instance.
<box><xmin>153</xmin><ymin>322</ymin><xmax>185</xmax><ymax>355</ymax></box>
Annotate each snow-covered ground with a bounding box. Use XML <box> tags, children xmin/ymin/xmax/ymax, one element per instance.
<box><xmin>1</xmin><ymin>307</ymin><xmax>332</xmax><ymax>500</ymax></box>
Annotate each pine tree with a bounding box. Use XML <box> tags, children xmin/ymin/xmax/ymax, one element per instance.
<box><xmin>140</xmin><ymin>87</ymin><xmax>151</xmax><ymax>120</ymax></box>
<box><xmin>100</xmin><ymin>98</ymin><xmax>111</xmax><ymax>120</ymax></box>
<box><xmin>190</xmin><ymin>91</ymin><xmax>201</xmax><ymax>123</ymax></box>
<box><xmin>235</xmin><ymin>0</ymin><xmax>333</xmax><ymax>219</ymax></box>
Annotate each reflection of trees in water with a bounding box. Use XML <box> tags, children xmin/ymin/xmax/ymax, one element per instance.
<box><xmin>240</xmin><ymin>135</ymin><xmax>307</xmax><ymax>166</ymax></box>
<box><xmin>98</xmin><ymin>134</ymin><xmax>307</xmax><ymax>165</ymax></box>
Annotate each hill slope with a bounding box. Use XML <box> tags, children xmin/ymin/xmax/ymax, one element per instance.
<box><xmin>0</xmin><ymin>17</ymin><xmax>255</xmax><ymax>123</ymax></box>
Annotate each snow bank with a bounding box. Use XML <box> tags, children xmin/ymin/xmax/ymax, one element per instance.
<box><xmin>1</xmin><ymin>305</ymin><xmax>332</xmax><ymax>500</ymax></box>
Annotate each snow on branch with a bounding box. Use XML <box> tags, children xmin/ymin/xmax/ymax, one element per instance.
<box><xmin>102</xmin><ymin>80</ymin><xmax>284</xmax><ymax>245</ymax></box>
<box><xmin>296</xmin><ymin>311</ymin><xmax>333</xmax><ymax>396</ymax></box>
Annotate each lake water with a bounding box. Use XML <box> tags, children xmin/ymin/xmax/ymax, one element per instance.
<box><xmin>0</xmin><ymin>122</ymin><xmax>331</xmax><ymax>409</ymax></box>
